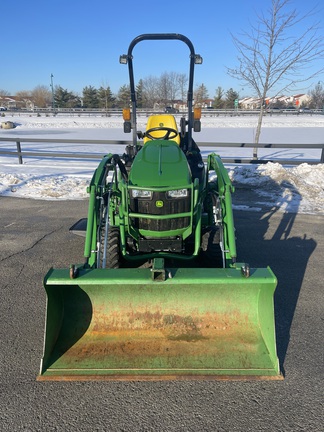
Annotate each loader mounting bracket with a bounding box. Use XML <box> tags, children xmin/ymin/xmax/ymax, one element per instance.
<box><xmin>151</xmin><ymin>258</ymin><xmax>166</xmax><ymax>281</ymax></box>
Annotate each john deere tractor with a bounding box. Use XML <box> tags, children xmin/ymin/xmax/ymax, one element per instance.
<box><xmin>38</xmin><ymin>34</ymin><xmax>281</xmax><ymax>381</ymax></box>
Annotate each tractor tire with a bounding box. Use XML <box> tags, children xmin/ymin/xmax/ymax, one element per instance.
<box><xmin>200</xmin><ymin>227</ymin><xmax>223</xmax><ymax>268</ymax></box>
<box><xmin>100</xmin><ymin>226</ymin><xmax>121</xmax><ymax>269</ymax></box>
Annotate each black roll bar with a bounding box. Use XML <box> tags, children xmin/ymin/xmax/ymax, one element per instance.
<box><xmin>120</xmin><ymin>33</ymin><xmax>201</xmax><ymax>150</ymax></box>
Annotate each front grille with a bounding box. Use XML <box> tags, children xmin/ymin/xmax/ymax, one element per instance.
<box><xmin>129</xmin><ymin>190</ymin><xmax>190</xmax><ymax>231</ymax></box>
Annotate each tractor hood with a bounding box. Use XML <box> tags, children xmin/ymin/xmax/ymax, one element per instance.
<box><xmin>128</xmin><ymin>140</ymin><xmax>191</xmax><ymax>188</ymax></box>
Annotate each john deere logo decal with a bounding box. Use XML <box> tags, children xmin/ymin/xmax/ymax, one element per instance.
<box><xmin>156</xmin><ymin>200</ymin><xmax>164</xmax><ymax>208</ymax></box>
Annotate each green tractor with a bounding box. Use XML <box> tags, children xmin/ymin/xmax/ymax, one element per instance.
<box><xmin>38</xmin><ymin>34</ymin><xmax>281</xmax><ymax>381</ymax></box>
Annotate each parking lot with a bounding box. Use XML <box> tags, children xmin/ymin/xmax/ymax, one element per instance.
<box><xmin>0</xmin><ymin>196</ymin><xmax>323</xmax><ymax>431</ymax></box>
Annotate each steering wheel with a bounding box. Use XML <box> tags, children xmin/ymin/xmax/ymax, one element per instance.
<box><xmin>145</xmin><ymin>127</ymin><xmax>178</xmax><ymax>141</ymax></box>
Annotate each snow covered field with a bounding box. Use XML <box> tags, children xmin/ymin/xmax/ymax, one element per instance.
<box><xmin>0</xmin><ymin>113</ymin><xmax>323</xmax><ymax>214</ymax></box>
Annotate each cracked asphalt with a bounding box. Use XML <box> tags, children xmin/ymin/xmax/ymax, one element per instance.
<box><xmin>0</xmin><ymin>196</ymin><xmax>323</xmax><ymax>431</ymax></box>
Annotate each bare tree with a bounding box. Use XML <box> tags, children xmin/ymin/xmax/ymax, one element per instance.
<box><xmin>142</xmin><ymin>72</ymin><xmax>186</xmax><ymax>107</ymax></box>
<box><xmin>159</xmin><ymin>72</ymin><xmax>182</xmax><ymax>104</ymax></box>
<box><xmin>227</xmin><ymin>0</ymin><xmax>324</xmax><ymax>159</ymax></box>
<box><xmin>0</xmin><ymin>89</ymin><xmax>9</xmax><ymax>108</ymax></box>
<box><xmin>142</xmin><ymin>75</ymin><xmax>160</xmax><ymax>108</ymax></box>
<box><xmin>0</xmin><ymin>89</ymin><xmax>10</xmax><ymax>96</ymax></box>
<box><xmin>159</xmin><ymin>72</ymin><xmax>170</xmax><ymax>104</ymax></box>
<box><xmin>15</xmin><ymin>90</ymin><xmax>32</xmax><ymax>109</ymax></box>
<box><xmin>177</xmin><ymin>73</ymin><xmax>188</xmax><ymax>102</ymax></box>
<box><xmin>168</xmin><ymin>71</ymin><xmax>182</xmax><ymax>102</ymax></box>
<box><xmin>32</xmin><ymin>85</ymin><xmax>52</xmax><ymax>108</ymax></box>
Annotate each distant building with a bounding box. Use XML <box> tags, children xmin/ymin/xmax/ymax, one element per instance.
<box><xmin>201</xmin><ymin>99</ymin><xmax>214</xmax><ymax>108</ymax></box>
<box><xmin>239</xmin><ymin>93</ymin><xmax>310</xmax><ymax>109</ymax></box>
<box><xmin>0</xmin><ymin>96</ymin><xmax>34</xmax><ymax>110</ymax></box>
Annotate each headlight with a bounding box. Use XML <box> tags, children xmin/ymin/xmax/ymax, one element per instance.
<box><xmin>167</xmin><ymin>189</ymin><xmax>188</xmax><ymax>198</ymax></box>
<box><xmin>131</xmin><ymin>189</ymin><xmax>152</xmax><ymax>198</ymax></box>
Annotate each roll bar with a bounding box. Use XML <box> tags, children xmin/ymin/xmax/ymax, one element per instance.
<box><xmin>120</xmin><ymin>33</ymin><xmax>202</xmax><ymax>150</ymax></box>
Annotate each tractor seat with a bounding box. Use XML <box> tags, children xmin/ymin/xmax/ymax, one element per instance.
<box><xmin>143</xmin><ymin>114</ymin><xmax>180</xmax><ymax>145</ymax></box>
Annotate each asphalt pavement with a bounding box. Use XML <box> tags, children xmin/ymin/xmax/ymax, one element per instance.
<box><xmin>0</xmin><ymin>196</ymin><xmax>323</xmax><ymax>431</ymax></box>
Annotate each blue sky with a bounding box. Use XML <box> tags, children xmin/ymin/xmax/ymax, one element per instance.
<box><xmin>2</xmin><ymin>0</ymin><xmax>323</xmax><ymax>98</ymax></box>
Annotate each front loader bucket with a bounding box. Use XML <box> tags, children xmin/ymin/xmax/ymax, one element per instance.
<box><xmin>38</xmin><ymin>266</ymin><xmax>282</xmax><ymax>381</ymax></box>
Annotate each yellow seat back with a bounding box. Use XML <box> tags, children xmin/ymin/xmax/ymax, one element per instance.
<box><xmin>144</xmin><ymin>114</ymin><xmax>180</xmax><ymax>145</ymax></box>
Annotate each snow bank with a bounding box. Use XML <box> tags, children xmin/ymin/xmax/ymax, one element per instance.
<box><xmin>0</xmin><ymin>114</ymin><xmax>323</xmax><ymax>214</ymax></box>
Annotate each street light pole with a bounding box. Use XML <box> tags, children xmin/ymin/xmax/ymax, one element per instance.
<box><xmin>50</xmin><ymin>74</ymin><xmax>55</xmax><ymax>110</ymax></box>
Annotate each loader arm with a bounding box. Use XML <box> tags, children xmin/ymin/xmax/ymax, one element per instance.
<box><xmin>207</xmin><ymin>153</ymin><xmax>237</xmax><ymax>266</ymax></box>
<box><xmin>84</xmin><ymin>154</ymin><xmax>118</xmax><ymax>267</ymax></box>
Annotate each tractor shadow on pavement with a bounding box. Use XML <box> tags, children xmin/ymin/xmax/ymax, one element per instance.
<box><xmin>232</xmin><ymin>179</ymin><xmax>317</xmax><ymax>375</ymax></box>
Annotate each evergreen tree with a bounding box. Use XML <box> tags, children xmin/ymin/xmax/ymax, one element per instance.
<box><xmin>214</xmin><ymin>86</ymin><xmax>224</xmax><ymax>109</ymax></box>
<box><xmin>224</xmin><ymin>88</ymin><xmax>239</xmax><ymax>109</ymax></box>
<box><xmin>54</xmin><ymin>86</ymin><xmax>78</xmax><ymax>108</ymax></box>
<box><xmin>117</xmin><ymin>84</ymin><xmax>131</xmax><ymax>108</ymax></box>
<box><xmin>82</xmin><ymin>86</ymin><xmax>99</xmax><ymax>108</ymax></box>
<box><xmin>98</xmin><ymin>86</ymin><xmax>115</xmax><ymax>110</ymax></box>
<box><xmin>309</xmin><ymin>82</ymin><xmax>324</xmax><ymax>109</ymax></box>
<box><xmin>136</xmin><ymin>80</ymin><xmax>144</xmax><ymax>108</ymax></box>
<box><xmin>194</xmin><ymin>83</ymin><xmax>209</xmax><ymax>106</ymax></box>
